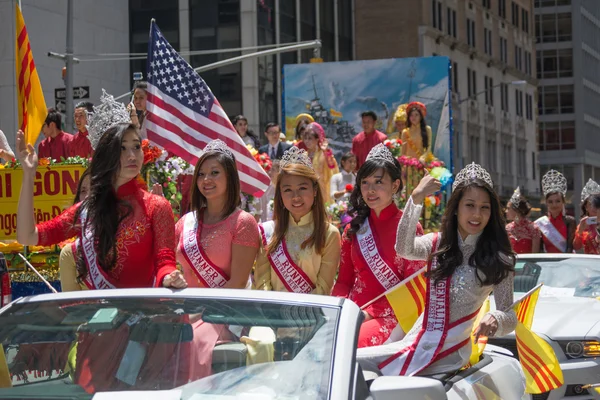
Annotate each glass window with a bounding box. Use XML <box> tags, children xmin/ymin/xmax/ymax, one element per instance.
<box><xmin>0</xmin><ymin>297</ymin><xmax>340</xmax><ymax>396</ymax></box>
<box><xmin>301</xmin><ymin>0</ymin><xmax>316</xmax><ymax>62</ymax></box>
<box><xmin>258</xmin><ymin>0</ymin><xmax>276</xmax><ymax>134</ymax></box>
<box><xmin>320</xmin><ymin>0</ymin><xmax>335</xmax><ymax>62</ymax></box>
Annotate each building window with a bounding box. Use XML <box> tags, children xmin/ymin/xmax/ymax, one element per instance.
<box><xmin>483</xmin><ymin>0</ymin><xmax>491</xmax><ymax>9</ymax></box>
<box><xmin>536</xmin><ymin>13</ymin><xmax>572</xmax><ymax>42</ymax></box>
<box><xmin>524</xmin><ymin>51</ymin><xmax>532</xmax><ymax>76</ymax></box>
<box><xmin>525</xmin><ymin>93</ymin><xmax>534</xmax><ymax>120</ymax></box>
<box><xmin>486</xmin><ymin>139</ymin><xmax>497</xmax><ymax>172</ymax></box>
<box><xmin>467</xmin><ymin>18</ymin><xmax>476</xmax><ymax>47</ymax></box>
<box><xmin>499</xmin><ymin>37</ymin><xmax>508</xmax><ymax>63</ymax></box>
<box><xmin>522</xmin><ymin>9</ymin><xmax>529</xmax><ymax>33</ymax></box>
<box><xmin>447</xmin><ymin>7</ymin><xmax>457</xmax><ymax>38</ymax></box>
<box><xmin>514</xmin><ymin>45</ymin><xmax>522</xmax><ymax>71</ymax></box>
<box><xmin>538</xmin><ymin>121</ymin><xmax>576</xmax><ymax>150</ymax></box>
<box><xmin>484</xmin><ymin>28</ymin><xmax>492</xmax><ymax>56</ymax></box>
<box><xmin>467</xmin><ymin>68</ymin><xmax>477</xmax><ymax>97</ymax></box>
<box><xmin>538</xmin><ymin>85</ymin><xmax>574</xmax><ymax>115</ymax></box>
<box><xmin>258</xmin><ymin>0</ymin><xmax>276</xmax><ymax>132</ymax></box>
<box><xmin>515</xmin><ymin>89</ymin><xmax>524</xmax><ymax>116</ymax></box>
<box><xmin>432</xmin><ymin>0</ymin><xmax>443</xmax><ymax>31</ymax></box>
<box><xmin>532</xmin><ymin>152</ymin><xmax>536</xmax><ymax>180</ymax></box>
<box><xmin>500</xmin><ymin>83</ymin><xmax>509</xmax><ymax>112</ymax></box>
<box><xmin>537</xmin><ymin>48</ymin><xmax>573</xmax><ymax>79</ymax></box>
<box><xmin>280</xmin><ymin>0</ymin><xmax>298</xmax><ymax>66</ymax></box>
<box><xmin>452</xmin><ymin>61</ymin><xmax>458</xmax><ymax>93</ymax></box>
<box><xmin>338</xmin><ymin>0</ymin><xmax>353</xmax><ymax>61</ymax></box>
<box><xmin>484</xmin><ymin>76</ymin><xmax>494</xmax><ymax>106</ymax></box>
<box><xmin>498</xmin><ymin>0</ymin><xmax>506</xmax><ymax>19</ymax></box>
<box><xmin>511</xmin><ymin>2</ymin><xmax>519</xmax><ymax>27</ymax></box>
<box><xmin>470</xmin><ymin>135</ymin><xmax>480</xmax><ymax>163</ymax></box>
<box><xmin>300</xmin><ymin>0</ymin><xmax>316</xmax><ymax>63</ymax></box>
<box><xmin>517</xmin><ymin>148</ymin><xmax>527</xmax><ymax>177</ymax></box>
<box><xmin>319</xmin><ymin>0</ymin><xmax>335</xmax><ymax>62</ymax></box>
<box><xmin>502</xmin><ymin>144</ymin><xmax>513</xmax><ymax>175</ymax></box>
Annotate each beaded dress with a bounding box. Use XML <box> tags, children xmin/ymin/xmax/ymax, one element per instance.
<box><xmin>357</xmin><ymin>197</ymin><xmax>517</xmax><ymax>375</ymax></box>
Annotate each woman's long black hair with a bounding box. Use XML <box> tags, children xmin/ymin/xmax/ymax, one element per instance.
<box><xmin>406</xmin><ymin>107</ymin><xmax>429</xmax><ymax>151</ymax></box>
<box><xmin>428</xmin><ymin>179</ymin><xmax>515</xmax><ymax>286</ymax></box>
<box><xmin>73</xmin><ymin>123</ymin><xmax>138</xmax><ymax>281</ymax></box>
<box><xmin>346</xmin><ymin>157</ymin><xmax>403</xmax><ymax>237</ymax></box>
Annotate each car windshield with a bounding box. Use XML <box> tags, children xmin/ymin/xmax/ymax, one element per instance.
<box><xmin>0</xmin><ymin>296</ymin><xmax>339</xmax><ymax>399</ymax></box>
<box><xmin>515</xmin><ymin>256</ymin><xmax>600</xmax><ymax>297</ymax></box>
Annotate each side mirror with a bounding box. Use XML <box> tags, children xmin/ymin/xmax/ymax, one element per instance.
<box><xmin>370</xmin><ymin>376</ymin><xmax>446</xmax><ymax>400</ymax></box>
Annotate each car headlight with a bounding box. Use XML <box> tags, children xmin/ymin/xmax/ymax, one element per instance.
<box><xmin>559</xmin><ymin>341</ymin><xmax>600</xmax><ymax>359</ymax></box>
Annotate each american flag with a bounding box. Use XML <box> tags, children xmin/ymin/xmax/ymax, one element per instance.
<box><xmin>145</xmin><ymin>21</ymin><xmax>270</xmax><ymax>196</ymax></box>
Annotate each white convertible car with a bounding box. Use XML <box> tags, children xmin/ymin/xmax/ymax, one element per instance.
<box><xmin>490</xmin><ymin>254</ymin><xmax>600</xmax><ymax>400</ymax></box>
<box><xmin>0</xmin><ymin>289</ymin><xmax>525</xmax><ymax>399</ymax></box>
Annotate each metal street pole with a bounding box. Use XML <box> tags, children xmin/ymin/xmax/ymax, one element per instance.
<box><xmin>65</xmin><ymin>0</ymin><xmax>74</xmax><ymax>133</ymax></box>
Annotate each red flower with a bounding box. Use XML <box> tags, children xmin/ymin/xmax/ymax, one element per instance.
<box><xmin>345</xmin><ymin>184</ymin><xmax>354</xmax><ymax>192</ymax></box>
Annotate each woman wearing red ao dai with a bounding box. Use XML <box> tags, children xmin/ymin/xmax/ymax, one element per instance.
<box><xmin>332</xmin><ymin>144</ymin><xmax>425</xmax><ymax>348</ymax></box>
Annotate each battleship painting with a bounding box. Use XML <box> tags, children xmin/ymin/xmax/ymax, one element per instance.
<box><xmin>283</xmin><ymin>57</ymin><xmax>452</xmax><ymax>166</ymax></box>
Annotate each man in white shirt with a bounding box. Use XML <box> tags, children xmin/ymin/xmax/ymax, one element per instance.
<box><xmin>258</xmin><ymin>122</ymin><xmax>291</xmax><ymax>160</ymax></box>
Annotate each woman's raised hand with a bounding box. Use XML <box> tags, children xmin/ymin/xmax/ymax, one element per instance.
<box><xmin>15</xmin><ymin>130</ymin><xmax>38</xmax><ymax>174</ymax></box>
<box><xmin>411</xmin><ymin>172</ymin><xmax>441</xmax><ymax>205</ymax></box>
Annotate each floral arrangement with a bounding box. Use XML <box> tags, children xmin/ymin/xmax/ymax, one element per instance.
<box><xmin>247</xmin><ymin>144</ymin><xmax>273</xmax><ymax>172</ymax></box>
<box><xmin>383</xmin><ymin>138</ymin><xmax>403</xmax><ymax>158</ymax></box>
<box><xmin>327</xmin><ymin>200</ymin><xmax>353</xmax><ymax>230</ymax></box>
<box><xmin>241</xmin><ymin>145</ymin><xmax>274</xmax><ymax>220</ymax></box>
<box><xmin>1</xmin><ymin>155</ymin><xmax>91</xmax><ymax>170</ymax></box>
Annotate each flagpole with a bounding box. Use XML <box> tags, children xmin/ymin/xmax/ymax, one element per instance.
<box><xmin>506</xmin><ymin>283</ymin><xmax>543</xmax><ymax>310</ymax></box>
<box><xmin>359</xmin><ymin>266</ymin><xmax>426</xmax><ymax>310</ymax></box>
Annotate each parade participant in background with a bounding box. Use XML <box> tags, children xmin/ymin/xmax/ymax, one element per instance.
<box><xmin>0</xmin><ymin>129</ymin><xmax>15</xmax><ymax>163</ymax></box>
<box><xmin>254</xmin><ymin>147</ymin><xmax>341</xmax><ymax>295</ymax></box>
<box><xmin>232</xmin><ymin>115</ymin><xmax>260</xmax><ymax>149</ymax></box>
<box><xmin>535</xmin><ymin>170</ymin><xmax>576</xmax><ymax>253</ymax></box>
<box><xmin>175</xmin><ymin>139</ymin><xmax>260</xmax><ymax>379</ymax></box>
<box><xmin>259</xmin><ymin>160</ymin><xmax>281</xmax><ymax>223</ymax></box>
<box><xmin>578</xmin><ymin>179</ymin><xmax>600</xmax><ymax>219</ymax></box>
<box><xmin>330</xmin><ymin>152</ymin><xmax>357</xmax><ymax>201</ymax></box>
<box><xmin>332</xmin><ymin>144</ymin><xmax>424</xmax><ymax>347</ymax></box>
<box><xmin>128</xmin><ymin>81</ymin><xmax>148</xmax><ymax>139</ymax></box>
<box><xmin>38</xmin><ymin>108</ymin><xmax>72</xmax><ymax>160</ymax></box>
<box><xmin>401</xmin><ymin>102</ymin><xmax>432</xmax><ymax>161</ymax></box>
<box><xmin>302</xmin><ymin>122</ymin><xmax>339</xmax><ymax>204</ymax></box>
<box><xmin>59</xmin><ymin>168</ymin><xmax>91</xmax><ymax>291</ymax></box>
<box><xmin>352</xmin><ymin>111</ymin><xmax>387</xmax><ymax>169</ymax></box>
<box><xmin>293</xmin><ymin>113</ymin><xmax>314</xmax><ymax>149</ymax></box>
<box><xmin>258</xmin><ymin>122</ymin><xmax>291</xmax><ymax>160</ymax></box>
<box><xmin>68</xmin><ymin>101</ymin><xmax>94</xmax><ymax>158</ymax></box>
<box><xmin>574</xmin><ymin>193</ymin><xmax>600</xmax><ymax>254</ymax></box>
<box><xmin>358</xmin><ymin>163</ymin><xmax>517</xmax><ymax>376</ymax></box>
<box><xmin>386</xmin><ymin>103</ymin><xmax>408</xmax><ymax>140</ymax></box>
<box><xmin>17</xmin><ymin>91</ymin><xmax>185</xmax><ymax>290</ymax></box>
<box><xmin>505</xmin><ymin>187</ymin><xmax>541</xmax><ymax>254</ymax></box>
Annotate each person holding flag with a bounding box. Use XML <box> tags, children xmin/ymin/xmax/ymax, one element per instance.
<box><xmin>357</xmin><ymin>163</ymin><xmax>517</xmax><ymax>376</ymax></box>
<box><xmin>332</xmin><ymin>143</ymin><xmax>425</xmax><ymax>348</ymax></box>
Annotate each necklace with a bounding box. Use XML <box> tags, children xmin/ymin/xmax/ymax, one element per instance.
<box><xmin>406</xmin><ymin>127</ymin><xmax>424</xmax><ymax>157</ymax></box>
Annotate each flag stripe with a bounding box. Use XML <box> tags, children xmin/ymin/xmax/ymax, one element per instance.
<box><xmin>517</xmin><ymin>349</ymin><xmax>548</xmax><ymax>393</ymax></box>
<box><xmin>18</xmin><ymin>43</ymin><xmax>31</xmax><ymax>92</ymax></box>
<box><xmin>147</xmin><ymin>122</ymin><xmax>267</xmax><ymax>191</ymax></box>
<box><xmin>405</xmin><ymin>281</ymin><xmax>423</xmax><ymax>315</ymax></box>
<box><xmin>517</xmin><ymin>337</ymin><xmax>562</xmax><ymax>387</ymax></box>
<box><xmin>518</xmin><ymin>296</ymin><xmax>531</xmax><ymax>323</ymax></box>
<box><xmin>517</xmin><ymin>339</ymin><xmax>555</xmax><ymax>391</ymax></box>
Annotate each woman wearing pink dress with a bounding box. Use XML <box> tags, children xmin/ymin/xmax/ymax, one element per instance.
<box><xmin>175</xmin><ymin>139</ymin><xmax>260</xmax><ymax>379</ymax></box>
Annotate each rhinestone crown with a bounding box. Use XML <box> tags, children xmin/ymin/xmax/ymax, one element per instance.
<box><xmin>541</xmin><ymin>169</ymin><xmax>567</xmax><ymax>197</ymax></box>
<box><xmin>204</xmin><ymin>139</ymin><xmax>234</xmax><ymax>160</ymax></box>
<box><xmin>86</xmin><ymin>89</ymin><xmax>132</xmax><ymax>150</ymax></box>
<box><xmin>280</xmin><ymin>146</ymin><xmax>312</xmax><ymax>169</ymax></box>
<box><xmin>581</xmin><ymin>178</ymin><xmax>600</xmax><ymax>203</ymax></box>
<box><xmin>366</xmin><ymin>143</ymin><xmax>396</xmax><ymax>166</ymax></box>
<box><xmin>452</xmin><ymin>162</ymin><xmax>494</xmax><ymax>191</ymax></box>
<box><xmin>510</xmin><ymin>186</ymin><xmax>522</xmax><ymax>207</ymax></box>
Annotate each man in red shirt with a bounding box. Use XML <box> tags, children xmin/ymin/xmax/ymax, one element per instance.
<box><xmin>38</xmin><ymin>109</ymin><xmax>72</xmax><ymax>161</ymax></box>
<box><xmin>68</xmin><ymin>101</ymin><xmax>94</xmax><ymax>158</ymax></box>
<box><xmin>351</xmin><ymin>111</ymin><xmax>387</xmax><ymax>168</ymax></box>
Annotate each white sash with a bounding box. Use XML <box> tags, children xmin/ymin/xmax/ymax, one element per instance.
<box><xmin>181</xmin><ymin>212</ymin><xmax>229</xmax><ymax>288</ymax></box>
<box><xmin>378</xmin><ymin>234</ymin><xmax>479</xmax><ymax>376</ymax></box>
<box><xmin>259</xmin><ymin>221</ymin><xmax>315</xmax><ymax>294</ymax></box>
<box><xmin>356</xmin><ymin>218</ymin><xmax>401</xmax><ymax>291</ymax></box>
<box><xmin>535</xmin><ymin>216</ymin><xmax>567</xmax><ymax>252</ymax></box>
<box><xmin>78</xmin><ymin>208</ymin><xmax>116</xmax><ymax>290</ymax></box>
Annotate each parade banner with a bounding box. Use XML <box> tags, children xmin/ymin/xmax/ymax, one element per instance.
<box><xmin>0</xmin><ymin>164</ymin><xmax>85</xmax><ymax>240</ymax></box>
<box><xmin>282</xmin><ymin>57</ymin><xmax>452</xmax><ymax>169</ymax></box>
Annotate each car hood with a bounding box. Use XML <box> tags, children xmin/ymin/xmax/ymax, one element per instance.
<box><xmin>494</xmin><ymin>295</ymin><xmax>600</xmax><ymax>340</ymax></box>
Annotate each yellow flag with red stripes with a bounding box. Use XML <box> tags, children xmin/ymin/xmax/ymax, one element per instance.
<box><xmin>384</xmin><ymin>268</ymin><xmax>427</xmax><ymax>333</ymax></box>
<box><xmin>513</xmin><ymin>286</ymin><xmax>563</xmax><ymax>394</ymax></box>
<box><xmin>0</xmin><ymin>344</ymin><xmax>11</xmax><ymax>388</ymax></box>
<box><xmin>16</xmin><ymin>4</ymin><xmax>47</xmax><ymax>146</ymax></box>
<box><xmin>469</xmin><ymin>297</ymin><xmax>490</xmax><ymax>366</ymax></box>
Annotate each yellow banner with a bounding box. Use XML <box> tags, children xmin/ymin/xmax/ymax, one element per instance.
<box><xmin>0</xmin><ymin>164</ymin><xmax>85</xmax><ymax>240</ymax></box>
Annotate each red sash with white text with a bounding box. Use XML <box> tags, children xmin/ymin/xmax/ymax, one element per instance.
<box><xmin>180</xmin><ymin>212</ymin><xmax>229</xmax><ymax>288</ymax></box>
<box><xmin>356</xmin><ymin>218</ymin><xmax>401</xmax><ymax>291</ymax></box>
<box><xmin>76</xmin><ymin>208</ymin><xmax>117</xmax><ymax>290</ymax></box>
<box><xmin>259</xmin><ymin>221</ymin><xmax>315</xmax><ymax>294</ymax></box>
<box><xmin>377</xmin><ymin>234</ymin><xmax>480</xmax><ymax>376</ymax></box>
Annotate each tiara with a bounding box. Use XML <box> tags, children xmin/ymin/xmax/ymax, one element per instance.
<box><xmin>280</xmin><ymin>146</ymin><xmax>312</xmax><ymax>169</ymax></box>
<box><xmin>204</xmin><ymin>139</ymin><xmax>234</xmax><ymax>160</ymax></box>
<box><xmin>86</xmin><ymin>89</ymin><xmax>132</xmax><ymax>149</ymax></box>
<box><xmin>581</xmin><ymin>178</ymin><xmax>600</xmax><ymax>203</ymax></box>
<box><xmin>366</xmin><ymin>143</ymin><xmax>396</xmax><ymax>165</ymax></box>
<box><xmin>452</xmin><ymin>162</ymin><xmax>494</xmax><ymax>191</ymax></box>
<box><xmin>541</xmin><ymin>169</ymin><xmax>567</xmax><ymax>197</ymax></box>
<box><xmin>510</xmin><ymin>186</ymin><xmax>522</xmax><ymax>207</ymax></box>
